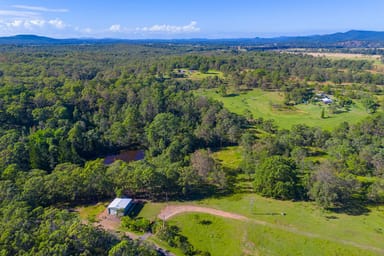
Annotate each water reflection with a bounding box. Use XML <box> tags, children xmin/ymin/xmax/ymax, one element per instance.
<box><xmin>104</xmin><ymin>150</ymin><xmax>144</xmax><ymax>165</ymax></box>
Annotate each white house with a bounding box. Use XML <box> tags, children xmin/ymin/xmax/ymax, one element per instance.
<box><xmin>321</xmin><ymin>97</ymin><xmax>333</xmax><ymax>104</ymax></box>
<box><xmin>107</xmin><ymin>198</ymin><xmax>133</xmax><ymax>216</ymax></box>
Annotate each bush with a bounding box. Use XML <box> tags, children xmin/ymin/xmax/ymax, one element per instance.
<box><xmin>121</xmin><ymin>217</ymin><xmax>152</xmax><ymax>232</ymax></box>
<box><xmin>156</xmin><ymin>223</ymin><xmax>209</xmax><ymax>256</ymax></box>
<box><xmin>254</xmin><ymin>156</ymin><xmax>301</xmax><ymax>200</ymax></box>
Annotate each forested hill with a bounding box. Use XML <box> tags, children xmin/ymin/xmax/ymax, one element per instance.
<box><xmin>2</xmin><ymin>30</ymin><xmax>384</xmax><ymax>48</ymax></box>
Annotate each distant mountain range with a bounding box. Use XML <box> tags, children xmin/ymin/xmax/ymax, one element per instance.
<box><xmin>250</xmin><ymin>30</ymin><xmax>384</xmax><ymax>48</ymax></box>
<box><xmin>2</xmin><ymin>30</ymin><xmax>384</xmax><ymax>48</ymax></box>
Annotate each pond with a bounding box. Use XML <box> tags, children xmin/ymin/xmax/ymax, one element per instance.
<box><xmin>104</xmin><ymin>149</ymin><xmax>144</xmax><ymax>165</ymax></box>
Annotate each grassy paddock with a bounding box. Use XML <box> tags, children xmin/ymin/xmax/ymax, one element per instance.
<box><xmin>137</xmin><ymin>202</ymin><xmax>167</xmax><ymax>220</ymax></box>
<box><xmin>198</xmin><ymin>88</ymin><xmax>375</xmax><ymax>130</ymax></box>
<box><xmin>302</xmin><ymin>51</ymin><xmax>384</xmax><ymax>72</ymax></box>
<box><xmin>304</xmin><ymin>52</ymin><xmax>381</xmax><ymax>60</ymax></box>
<box><xmin>212</xmin><ymin>146</ymin><xmax>242</xmax><ymax>170</ymax></box>
<box><xmin>173</xmin><ymin>69</ymin><xmax>224</xmax><ymax>80</ymax></box>
<box><xmin>140</xmin><ymin>194</ymin><xmax>384</xmax><ymax>255</ymax></box>
<box><xmin>170</xmin><ymin>213</ymin><xmax>379</xmax><ymax>256</ymax></box>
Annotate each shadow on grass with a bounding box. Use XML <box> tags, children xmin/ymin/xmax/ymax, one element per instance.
<box><xmin>128</xmin><ymin>201</ymin><xmax>146</xmax><ymax>218</ymax></box>
<box><xmin>324</xmin><ymin>215</ymin><xmax>338</xmax><ymax>220</ymax></box>
<box><xmin>199</xmin><ymin>220</ymin><xmax>212</xmax><ymax>225</ymax></box>
<box><xmin>223</xmin><ymin>93</ymin><xmax>239</xmax><ymax>97</ymax></box>
<box><xmin>330</xmin><ymin>202</ymin><xmax>371</xmax><ymax>216</ymax></box>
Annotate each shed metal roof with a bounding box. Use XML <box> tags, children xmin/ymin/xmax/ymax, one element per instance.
<box><xmin>107</xmin><ymin>198</ymin><xmax>132</xmax><ymax>209</ymax></box>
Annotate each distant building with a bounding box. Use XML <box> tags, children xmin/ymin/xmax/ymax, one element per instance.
<box><xmin>315</xmin><ymin>93</ymin><xmax>333</xmax><ymax>104</ymax></box>
<box><xmin>321</xmin><ymin>97</ymin><xmax>333</xmax><ymax>104</ymax></box>
<box><xmin>107</xmin><ymin>198</ymin><xmax>134</xmax><ymax>216</ymax></box>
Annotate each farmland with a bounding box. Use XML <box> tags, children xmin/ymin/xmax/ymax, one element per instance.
<box><xmin>138</xmin><ymin>194</ymin><xmax>384</xmax><ymax>256</ymax></box>
<box><xmin>197</xmin><ymin>88</ymin><xmax>379</xmax><ymax>130</ymax></box>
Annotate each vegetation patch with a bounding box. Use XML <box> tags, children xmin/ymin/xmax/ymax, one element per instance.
<box><xmin>77</xmin><ymin>202</ymin><xmax>108</xmax><ymax>223</ymax></box>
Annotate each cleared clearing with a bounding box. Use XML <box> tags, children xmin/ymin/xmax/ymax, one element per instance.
<box><xmin>305</xmin><ymin>52</ymin><xmax>381</xmax><ymax>60</ymax></box>
<box><xmin>159</xmin><ymin>204</ymin><xmax>384</xmax><ymax>255</ymax></box>
<box><xmin>197</xmin><ymin>88</ymin><xmax>374</xmax><ymax>130</ymax></box>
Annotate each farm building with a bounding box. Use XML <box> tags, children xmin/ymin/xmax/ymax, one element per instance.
<box><xmin>315</xmin><ymin>93</ymin><xmax>333</xmax><ymax>104</ymax></box>
<box><xmin>321</xmin><ymin>97</ymin><xmax>333</xmax><ymax>104</ymax></box>
<box><xmin>107</xmin><ymin>198</ymin><xmax>134</xmax><ymax>216</ymax></box>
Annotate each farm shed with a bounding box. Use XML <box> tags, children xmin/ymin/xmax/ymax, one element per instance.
<box><xmin>321</xmin><ymin>97</ymin><xmax>333</xmax><ymax>104</ymax></box>
<box><xmin>107</xmin><ymin>198</ymin><xmax>133</xmax><ymax>216</ymax></box>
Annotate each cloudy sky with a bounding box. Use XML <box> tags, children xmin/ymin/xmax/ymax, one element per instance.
<box><xmin>0</xmin><ymin>0</ymin><xmax>384</xmax><ymax>38</ymax></box>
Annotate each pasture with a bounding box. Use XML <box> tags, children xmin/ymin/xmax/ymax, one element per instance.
<box><xmin>172</xmin><ymin>69</ymin><xmax>224</xmax><ymax>80</ymax></box>
<box><xmin>198</xmin><ymin>88</ymin><xmax>375</xmax><ymax>130</ymax></box>
<box><xmin>140</xmin><ymin>194</ymin><xmax>384</xmax><ymax>256</ymax></box>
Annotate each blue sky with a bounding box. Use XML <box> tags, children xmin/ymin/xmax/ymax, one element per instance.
<box><xmin>0</xmin><ymin>0</ymin><xmax>384</xmax><ymax>38</ymax></box>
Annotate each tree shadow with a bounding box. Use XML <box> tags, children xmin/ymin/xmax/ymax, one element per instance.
<box><xmin>169</xmin><ymin>184</ymin><xmax>233</xmax><ymax>202</ymax></box>
<box><xmin>324</xmin><ymin>215</ymin><xmax>338</xmax><ymax>220</ymax></box>
<box><xmin>199</xmin><ymin>220</ymin><xmax>212</xmax><ymax>225</ymax></box>
<box><xmin>330</xmin><ymin>202</ymin><xmax>371</xmax><ymax>216</ymax></box>
<box><xmin>223</xmin><ymin>93</ymin><xmax>239</xmax><ymax>97</ymax></box>
<box><xmin>127</xmin><ymin>201</ymin><xmax>145</xmax><ymax>218</ymax></box>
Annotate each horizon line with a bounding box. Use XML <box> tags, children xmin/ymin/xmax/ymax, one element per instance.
<box><xmin>0</xmin><ymin>29</ymin><xmax>382</xmax><ymax>41</ymax></box>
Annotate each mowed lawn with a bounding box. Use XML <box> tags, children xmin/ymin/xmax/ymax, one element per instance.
<box><xmin>198</xmin><ymin>88</ymin><xmax>374</xmax><ymax>130</ymax></box>
<box><xmin>140</xmin><ymin>194</ymin><xmax>384</xmax><ymax>256</ymax></box>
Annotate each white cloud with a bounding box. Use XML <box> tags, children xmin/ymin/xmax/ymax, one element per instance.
<box><xmin>137</xmin><ymin>21</ymin><xmax>200</xmax><ymax>33</ymax></box>
<box><xmin>12</xmin><ymin>5</ymin><xmax>68</xmax><ymax>13</ymax></box>
<box><xmin>0</xmin><ymin>4</ymin><xmax>69</xmax><ymax>34</ymax></box>
<box><xmin>48</xmin><ymin>18</ymin><xmax>66</xmax><ymax>29</ymax></box>
<box><xmin>6</xmin><ymin>19</ymin><xmax>23</xmax><ymax>28</ymax></box>
<box><xmin>1</xmin><ymin>18</ymin><xmax>66</xmax><ymax>31</ymax></box>
<box><xmin>0</xmin><ymin>10</ymin><xmax>38</xmax><ymax>17</ymax></box>
<box><xmin>109</xmin><ymin>24</ymin><xmax>121</xmax><ymax>32</ymax></box>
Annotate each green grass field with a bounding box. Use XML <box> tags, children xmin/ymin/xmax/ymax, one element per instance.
<box><xmin>198</xmin><ymin>88</ymin><xmax>376</xmax><ymax>130</ymax></box>
<box><xmin>190</xmin><ymin>70</ymin><xmax>224</xmax><ymax>80</ymax></box>
<box><xmin>77</xmin><ymin>202</ymin><xmax>108</xmax><ymax>223</ymax></box>
<box><xmin>140</xmin><ymin>194</ymin><xmax>384</xmax><ymax>256</ymax></box>
<box><xmin>170</xmin><ymin>213</ymin><xmax>378</xmax><ymax>256</ymax></box>
<box><xmin>137</xmin><ymin>202</ymin><xmax>167</xmax><ymax>220</ymax></box>
<box><xmin>212</xmin><ymin>146</ymin><xmax>242</xmax><ymax>170</ymax></box>
<box><xmin>173</xmin><ymin>69</ymin><xmax>224</xmax><ymax>80</ymax></box>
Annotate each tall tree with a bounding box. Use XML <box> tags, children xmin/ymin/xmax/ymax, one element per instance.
<box><xmin>254</xmin><ymin>156</ymin><xmax>300</xmax><ymax>200</ymax></box>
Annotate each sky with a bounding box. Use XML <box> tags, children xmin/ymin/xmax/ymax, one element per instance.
<box><xmin>0</xmin><ymin>0</ymin><xmax>384</xmax><ymax>39</ymax></box>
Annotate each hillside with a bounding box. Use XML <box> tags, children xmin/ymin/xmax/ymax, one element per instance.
<box><xmin>2</xmin><ymin>30</ymin><xmax>384</xmax><ymax>48</ymax></box>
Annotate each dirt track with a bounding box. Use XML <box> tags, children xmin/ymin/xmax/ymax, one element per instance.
<box><xmin>158</xmin><ymin>204</ymin><xmax>384</xmax><ymax>254</ymax></box>
<box><xmin>159</xmin><ymin>205</ymin><xmax>248</xmax><ymax>221</ymax></box>
<box><xmin>97</xmin><ymin>209</ymin><xmax>140</xmax><ymax>240</ymax></box>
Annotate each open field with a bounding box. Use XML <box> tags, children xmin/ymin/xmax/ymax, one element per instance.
<box><xmin>212</xmin><ymin>146</ymin><xmax>242</xmax><ymax>170</ymax></box>
<box><xmin>304</xmin><ymin>52</ymin><xmax>384</xmax><ymax>72</ymax></box>
<box><xmin>190</xmin><ymin>69</ymin><xmax>224</xmax><ymax>80</ymax></box>
<box><xmin>170</xmin><ymin>213</ymin><xmax>378</xmax><ymax>256</ymax></box>
<box><xmin>198</xmin><ymin>88</ymin><xmax>376</xmax><ymax>130</ymax></box>
<box><xmin>139</xmin><ymin>194</ymin><xmax>384</xmax><ymax>256</ymax></box>
<box><xmin>284</xmin><ymin>50</ymin><xmax>384</xmax><ymax>72</ymax></box>
<box><xmin>173</xmin><ymin>69</ymin><xmax>224</xmax><ymax>80</ymax></box>
<box><xmin>304</xmin><ymin>52</ymin><xmax>381</xmax><ymax>61</ymax></box>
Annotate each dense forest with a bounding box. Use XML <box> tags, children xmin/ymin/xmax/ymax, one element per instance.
<box><xmin>0</xmin><ymin>43</ymin><xmax>383</xmax><ymax>255</ymax></box>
